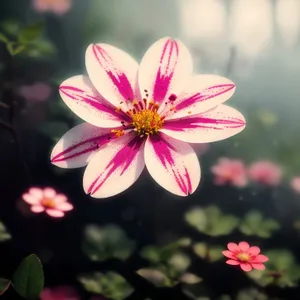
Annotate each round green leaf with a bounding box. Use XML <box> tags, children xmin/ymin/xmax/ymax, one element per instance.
<box><xmin>0</xmin><ymin>279</ymin><xmax>10</xmax><ymax>295</ymax></box>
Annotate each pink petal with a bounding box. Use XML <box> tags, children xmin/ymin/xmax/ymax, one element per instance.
<box><xmin>222</xmin><ymin>250</ymin><xmax>236</xmax><ymax>259</ymax></box>
<box><xmin>85</xmin><ymin>43</ymin><xmax>139</xmax><ymax>109</ymax></box>
<box><xmin>226</xmin><ymin>259</ymin><xmax>240</xmax><ymax>265</ymax></box>
<box><xmin>83</xmin><ymin>132</ymin><xmax>145</xmax><ymax>198</ymax></box>
<box><xmin>144</xmin><ymin>133</ymin><xmax>201</xmax><ymax>196</ymax></box>
<box><xmin>248</xmin><ymin>246</ymin><xmax>260</xmax><ymax>256</ymax></box>
<box><xmin>55</xmin><ymin>202</ymin><xmax>73</xmax><ymax>211</ymax></box>
<box><xmin>32</xmin><ymin>0</ymin><xmax>50</xmax><ymax>12</ymax></box>
<box><xmin>54</xmin><ymin>194</ymin><xmax>68</xmax><ymax>203</ymax></box>
<box><xmin>59</xmin><ymin>75</ymin><xmax>129</xmax><ymax>127</ymax></box>
<box><xmin>31</xmin><ymin>205</ymin><xmax>45</xmax><ymax>213</ymax></box>
<box><xmin>43</xmin><ymin>187</ymin><xmax>56</xmax><ymax>198</ymax></box>
<box><xmin>238</xmin><ymin>241</ymin><xmax>250</xmax><ymax>252</ymax></box>
<box><xmin>22</xmin><ymin>193</ymin><xmax>40</xmax><ymax>205</ymax></box>
<box><xmin>51</xmin><ymin>123</ymin><xmax>114</xmax><ymax>169</ymax></box>
<box><xmin>28</xmin><ymin>187</ymin><xmax>43</xmax><ymax>199</ymax></box>
<box><xmin>255</xmin><ymin>254</ymin><xmax>269</xmax><ymax>263</ymax></box>
<box><xmin>161</xmin><ymin>104</ymin><xmax>246</xmax><ymax>143</ymax></box>
<box><xmin>251</xmin><ymin>263</ymin><xmax>265</xmax><ymax>270</ymax></box>
<box><xmin>51</xmin><ymin>0</ymin><xmax>71</xmax><ymax>15</ymax></box>
<box><xmin>240</xmin><ymin>263</ymin><xmax>252</xmax><ymax>272</ymax></box>
<box><xmin>138</xmin><ymin>37</ymin><xmax>193</xmax><ymax>114</ymax></box>
<box><xmin>227</xmin><ymin>243</ymin><xmax>239</xmax><ymax>252</ymax></box>
<box><xmin>164</xmin><ymin>74</ymin><xmax>236</xmax><ymax>120</ymax></box>
<box><xmin>46</xmin><ymin>209</ymin><xmax>65</xmax><ymax>218</ymax></box>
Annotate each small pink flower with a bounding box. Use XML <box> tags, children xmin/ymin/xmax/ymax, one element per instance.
<box><xmin>222</xmin><ymin>241</ymin><xmax>268</xmax><ymax>272</ymax></box>
<box><xmin>211</xmin><ymin>158</ymin><xmax>248</xmax><ymax>187</ymax></box>
<box><xmin>32</xmin><ymin>0</ymin><xmax>72</xmax><ymax>15</ymax></box>
<box><xmin>40</xmin><ymin>286</ymin><xmax>79</xmax><ymax>300</ymax></box>
<box><xmin>50</xmin><ymin>37</ymin><xmax>246</xmax><ymax>198</ymax></box>
<box><xmin>22</xmin><ymin>187</ymin><xmax>73</xmax><ymax>218</ymax></box>
<box><xmin>19</xmin><ymin>82</ymin><xmax>51</xmax><ymax>103</ymax></box>
<box><xmin>290</xmin><ymin>177</ymin><xmax>300</xmax><ymax>194</ymax></box>
<box><xmin>248</xmin><ymin>161</ymin><xmax>282</xmax><ymax>186</ymax></box>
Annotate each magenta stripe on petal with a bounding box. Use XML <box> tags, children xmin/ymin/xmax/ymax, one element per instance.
<box><xmin>88</xmin><ymin>136</ymin><xmax>144</xmax><ymax>195</ymax></box>
<box><xmin>51</xmin><ymin>133</ymin><xmax>113</xmax><ymax>163</ymax></box>
<box><xmin>153</xmin><ymin>39</ymin><xmax>179</xmax><ymax>102</ymax></box>
<box><xmin>150</xmin><ymin>135</ymin><xmax>192</xmax><ymax>195</ymax></box>
<box><xmin>92</xmin><ymin>44</ymin><xmax>134</xmax><ymax>101</ymax></box>
<box><xmin>176</xmin><ymin>84</ymin><xmax>235</xmax><ymax>111</ymax></box>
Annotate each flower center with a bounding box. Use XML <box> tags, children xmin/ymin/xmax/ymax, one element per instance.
<box><xmin>236</xmin><ymin>252</ymin><xmax>250</xmax><ymax>262</ymax></box>
<box><xmin>130</xmin><ymin>109</ymin><xmax>164</xmax><ymax>137</ymax></box>
<box><xmin>41</xmin><ymin>198</ymin><xmax>56</xmax><ymax>208</ymax></box>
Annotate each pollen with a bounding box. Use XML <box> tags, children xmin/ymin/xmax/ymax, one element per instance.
<box><xmin>41</xmin><ymin>198</ymin><xmax>56</xmax><ymax>208</ymax></box>
<box><xmin>111</xmin><ymin>129</ymin><xmax>125</xmax><ymax>137</ymax></box>
<box><xmin>236</xmin><ymin>252</ymin><xmax>250</xmax><ymax>262</ymax></box>
<box><xmin>130</xmin><ymin>109</ymin><xmax>164</xmax><ymax>137</ymax></box>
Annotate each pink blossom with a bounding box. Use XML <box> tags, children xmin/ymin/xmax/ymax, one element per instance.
<box><xmin>290</xmin><ymin>177</ymin><xmax>300</xmax><ymax>194</ymax></box>
<box><xmin>248</xmin><ymin>161</ymin><xmax>282</xmax><ymax>186</ymax></box>
<box><xmin>40</xmin><ymin>286</ymin><xmax>79</xmax><ymax>300</ymax></box>
<box><xmin>19</xmin><ymin>82</ymin><xmax>51</xmax><ymax>103</ymax></box>
<box><xmin>222</xmin><ymin>241</ymin><xmax>268</xmax><ymax>272</ymax></box>
<box><xmin>22</xmin><ymin>187</ymin><xmax>73</xmax><ymax>218</ymax></box>
<box><xmin>32</xmin><ymin>0</ymin><xmax>72</xmax><ymax>15</ymax></box>
<box><xmin>211</xmin><ymin>158</ymin><xmax>248</xmax><ymax>187</ymax></box>
<box><xmin>50</xmin><ymin>37</ymin><xmax>246</xmax><ymax>198</ymax></box>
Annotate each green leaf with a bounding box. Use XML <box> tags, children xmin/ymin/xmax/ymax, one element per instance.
<box><xmin>180</xmin><ymin>273</ymin><xmax>202</xmax><ymax>285</ymax></box>
<box><xmin>0</xmin><ymin>33</ymin><xmax>8</xmax><ymax>43</ymax></box>
<box><xmin>140</xmin><ymin>246</ymin><xmax>161</xmax><ymax>263</ymax></box>
<box><xmin>23</xmin><ymin>39</ymin><xmax>56</xmax><ymax>58</ymax></box>
<box><xmin>236</xmin><ymin>288</ymin><xmax>268</xmax><ymax>300</ymax></box>
<box><xmin>12</xmin><ymin>254</ymin><xmax>44</xmax><ymax>299</ymax></box>
<box><xmin>0</xmin><ymin>279</ymin><xmax>11</xmax><ymax>295</ymax></box>
<box><xmin>168</xmin><ymin>253</ymin><xmax>191</xmax><ymax>273</ymax></box>
<box><xmin>18</xmin><ymin>22</ymin><xmax>44</xmax><ymax>44</ymax></box>
<box><xmin>193</xmin><ymin>243</ymin><xmax>223</xmax><ymax>262</ymax></box>
<box><xmin>1</xmin><ymin>20</ymin><xmax>20</xmax><ymax>36</ymax></box>
<box><xmin>6</xmin><ymin>42</ymin><xmax>15</xmax><ymax>56</ymax></box>
<box><xmin>78</xmin><ymin>272</ymin><xmax>133</xmax><ymax>300</ymax></box>
<box><xmin>0</xmin><ymin>222</ymin><xmax>11</xmax><ymax>241</ymax></box>
<box><xmin>137</xmin><ymin>269</ymin><xmax>168</xmax><ymax>287</ymax></box>
<box><xmin>82</xmin><ymin>224</ymin><xmax>135</xmax><ymax>262</ymax></box>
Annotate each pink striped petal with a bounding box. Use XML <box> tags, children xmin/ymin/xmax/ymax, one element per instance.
<box><xmin>164</xmin><ymin>74</ymin><xmax>236</xmax><ymax>120</ymax></box>
<box><xmin>161</xmin><ymin>104</ymin><xmax>246</xmax><ymax>143</ymax></box>
<box><xmin>55</xmin><ymin>202</ymin><xmax>73</xmax><ymax>211</ymax></box>
<box><xmin>46</xmin><ymin>209</ymin><xmax>65</xmax><ymax>218</ymax></box>
<box><xmin>28</xmin><ymin>187</ymin><xmax>43</xmax><ymax>199</ymax></box>
<box><xmin>227</xmin><ymin>243</ymin><xmax>239</xmax><ymax>252</ymax></box>
<box><xmin>222</xmin><ymin>250</ymin><xmax>236</xmax><ymax>259</ymax></box>
<box><xmin>240</xmin><ymin>263</ymin><xmax>253</xmax><ymax>272</ymax></box>
<box><xmin>226</xmin><ymin>259</ymin><xmax>240</xmax><ymax>265</ymax></box>
<box><xmin>43</xmin><ymin>187</ymin><xmax>56</xmax><ymax>198</ymax></box>
<box><xmin>238</xmin><ymin>241</ymin><xmax>250</xmax><ymax>252</ymax></box>
<box><xmin>248</xmin><ymin>246</ymin><xmax>260</xmax><ymax>256</ymax></box>
<box><xmin>31</xmin><ymin>205</ymin><xmax>45</xmax><ymax>213</ymax></box>
<box><xmin>53</xmin><ymin>194</ymin><xmax>68</xmax><ymax>203</ymax></box>
<box><xmin>251</xmin><ymin>263</ymin><xmax>265</xmax><ymax>270</ymax></box>
<box><xmin>138</xmin><ymin>37</ymin><xmax>193</xmax><ymax>113</ymax></box>
<box><xmin>22</xmin><ymin>193</ymin><xmax>40</xmax><ymax>205</ymax></box>
<box><xmin>255</xmin><ymin>254</ymin><xmax>269</xmax><ymax>263</ymax></box>
<box><xmin>51</xmin><ymin>123</ymin><xmax>115</xmax><ymax>169</ymax></box>
<box><xmin>59</xmin><ymin>75</ymin><xmax>129</xmax><ymax>127</ymax></box>
<box><xmin>83</xmin><ymin>132</ymin><xmax>145</xmax><ymax>198</ymax></box>
<box><xmin>85</xmin><ymin>43</ymin><xmax>139</xmax><ymax>110</ymax></box>
<box><xmin>144</xmin><ymin>133</ymin><xmax>200</xmax><ymax>196</ymax></box>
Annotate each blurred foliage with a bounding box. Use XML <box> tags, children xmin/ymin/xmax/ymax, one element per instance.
<box><xmin>82</xmin><ymin>224</ymin><xmax>135</xmax><ymax>262</ymax></box>
<box><xmin>183</xmin><ymin>282</ymin><xmax>211</xmax><ymax>300</ymax></box>
<box><xmin>38</xmin><ymin>121</ymin><xmax>69</xmax><ymax>142</ymax></box>
<box><xmin>0</xmin><ymin>20</ymin><xmax>56</xmax><ymax>57</ymax></box>
<box><xmin>247</xmin><ymin>249</ymin><xmax>300</xmax><ymax>287</ymax></box>
<box><xmin>193</xmin><ymin>243</ymin><xmax>223</xmax><ymax>262</ymax></box>
<box><xmin>239</xmin><ymin>211</ymin><xmax>280</xmax><ymax>238</ymax></box>
<box><xmin>0</xmin><ymin>279</ymin><xmax>10</xmax><ymax>296</ymax></box>
<box><xmin>138</xmin><ymin>238</ymin><xmax>199</xmax><ymax>287</ymax></box>
<box><xmin>12</xmin><ymin>254</ymin><xmax>44</xmax><ymax>300</ymax></box>
<box><xmin>0</xmin><ymin>222</ymin><xmax>11</xmax><ymax>242</ymax></box>
<box><xmin>78</xmin><ymin>271</ymin><xmax>133</xmax><ymax>300</ymax></box>
<box><xmin>185</xmin><ymin>206</ymin><xmax>239</xmax><ymax>236</ymax></box>
<box><xmin>49</xmin><ymin>100</ymin><xmax>74</xmax><ymax>119</ymax></box>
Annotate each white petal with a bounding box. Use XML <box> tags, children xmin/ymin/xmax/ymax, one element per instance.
<box><xmin>83</xmin><ymin>132</ymin><xmax>145</xmax><ymax>198</ymax></box>
<box><xmin>31</xmin><ymin>205</ymin><xmax>45</xmax><ymax>213</ymax></box>
<box><xmin>138</xmin><ymin>37</ymin><xmax>193</xmax><ymax>114</ymax></box>
<box><xmin>22</xmin><ymin>193</ymin><xmax>40</xmax><ymax>205</ymax></box>
<box><xmin>164</xmin><ymin>74</ymin><xmax>236</xmax><ymax>120</ymax></box>
<box><xmin>144</xmin><ymin>133</ymin><xmax>201</xmax><ymax>196</ymax></box>
<box><xmin>43</xmin><ymin>188</ymin><xmax>56</xmax><ymax>198</ymax></box>
<box><xmin>55</xmin><ymin>202</ymin><xmax>73</xmax><ymax>211</ymax></box>
<box><xmin>28</xmin><ymin>188</ymin><xmax>43</xmax><ymax>199</ymax></box>
<box><xmin>51</xmin><ymin>123</ymin><xmax>115</xmax><ymax>169</ymax></box>
<box><xmin>161</xmin><ymin>104</ymin><xmax>246</xmax><ymax>143</ymax></box>
<box><xmin>85</xmin><ymin>43</ymin><xmax>139</xmax><ymax>110</ymax></box>
<box><xmin>59</xmin><ymin>75</ymin><xmax>129</xmax><ymax>127</ymax></box>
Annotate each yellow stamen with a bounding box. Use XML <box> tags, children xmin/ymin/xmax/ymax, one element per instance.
<box><xmin>41</xmin><ymin>198</ymin><xmax>56</xmax><ymax>209</ymax></box>
<box><xmin>130</xmin><ymin>109</ymin><xmax>164</xmax><ymax>137</ymax></box>
<box><xmin>111</xmin><ymin>129</ymin><xmax>125</xmax><ymax>137</ymax></box>
<box><xmin>236</xmin><ymin>252</ymin><xmax>250</xmax><ymax>262</ymax></box>
<box><xmin>115</xmin><ymin>107</ymin><xmax>121</xmax><ymax>112</ymax></box>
